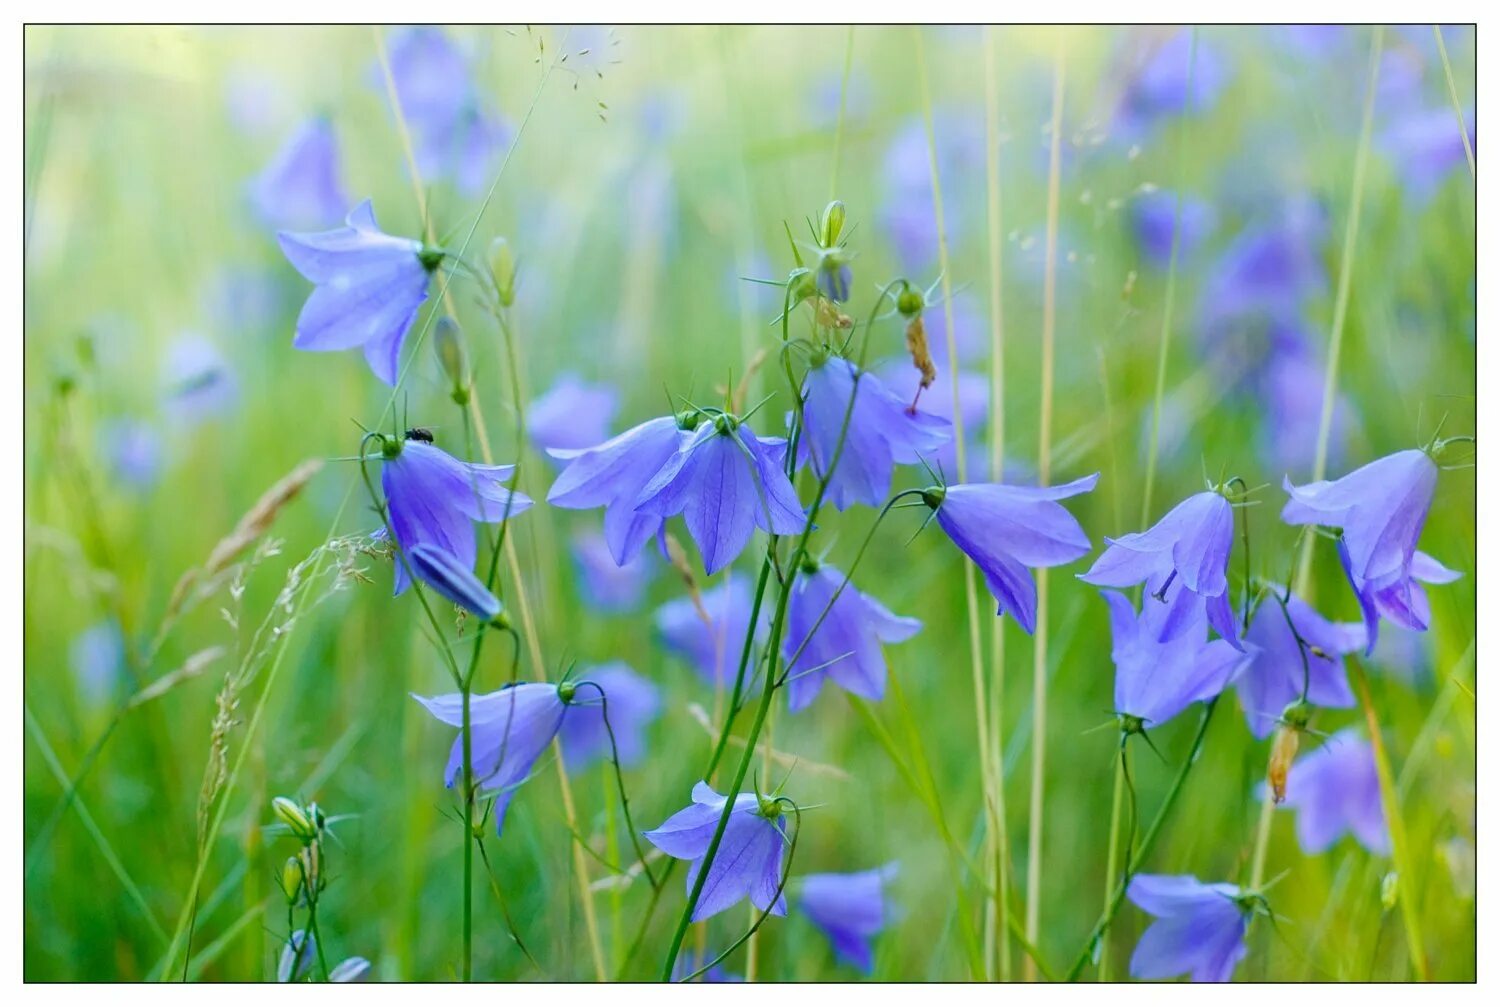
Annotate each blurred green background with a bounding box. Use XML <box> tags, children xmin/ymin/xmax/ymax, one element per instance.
<box><xmin>23</xmin><ymin>24</ymin><xmax>1474</xmax><ymax>981</ymax></box>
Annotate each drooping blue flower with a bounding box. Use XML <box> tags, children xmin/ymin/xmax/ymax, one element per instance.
<box><xmin>1081</xmin><ymin>489</ymin><xmax>1243</xmax><ymax>648</ymax></box>
<box><xmin>278</xmin><ymin>200</ymin><xmax>439</xmax><ymax>385</ymax></box>
<box><xmin>922</xmin><ymin>475</ymin><xmax>1098</xmax><ymax>633</ymax></box>
<box><xmin>635</xmin><ymin>416</ymin><xmax>805</xmax><ymax>576</ymax></box>
<box><xmin>380</xmin><ymin>436</ymin><xmax>531</xmax><ymax>596</ymax></box>
<box><xmin>801</xmin><ymin>356</ymin><xmax>951</xmax><ymax>511</ymax></box>
<box><xmin>547</xmin><ymin>415</ymin><xmax>689</xmax><ymax>565</ymax></box>
<box><xmin>643</xmin><ymin>781</ymin><xmax>789</xmax><ymax>923</ymax></box>
<box><xmin>71</xmin><ymin>620</ymin><xmax>126</xmax><ymax>706</ymax></box>
<box><xmin>1270</xmin><ymin>728</ymin><xmax>1389</xmax><ymax>855</ymax></box>
<box><xmin>782</xmin><ymin>562</ymin><xmax>920</xmax><ymax>712</ymax></box>
<box><xmin>1130</xmin><ymin>189</ymin><xmax>1213</xmax><ymax>267</ymax></box>
<box><xmin>656</xmin><ymin>575</ymin><xmax>764</xmax><ymax>686</ymax></box>
<box><xmin>161</xmin><ymin>336</ymin><xmax>238</xmax><ymax>425</ymax></box>
<box><xmin>404</xmin><ymin>543</ymin><xmax>501</xmax><ymax>621</ymax></box>
<box><xmin>1109</xmin><ymin>29</ymin><xmax>1230</xmax><ymax>146</ymax></box>
<box><xmin>528</xmin><ymin>373</ymin><xmax>619</xmax><ymax>457</ymax></box>
<box><xmin>1281</xmin><ymin>449</ymin><xmax>1451</xmax><ymax>652</ymax></box>
<box><xmin>1102</xmin><ymin>585</ymin><xmax>1250</xmax><ymax>729</ymax></box>
<box><xmin>413</xmin><ymin>682</ymin><xmax>566</xmax><ymax>835</ymax></box>
<box><xmin>1236</xmin><ymin>592</ymin><xmax>1362</xmax><ymax>738</ymax></box>
<box><xmin>329</xmin><ymin>957</ymin><xmax>373</xmax><ymax>983</ymax></box>
<box><xmin>571</xmin><ymin>528</ymin><xmax>653</xmax><ymax>613</ymax></box>
<box><xmin>277</xmin><ymin>929</ymin><xmax>316</xmax><ymax>982</ymax></box>
<box><xmin>249</xmin><ymin>118</ymin><xmax>348</xmax><ymax>230</ymax></box>
<box><xmin>799</xmin><ymin>864</ymin><xmax>898</xmax><ymax>974</ymax></box>
<box><xmin>558</xmin><ymin>662</ymin><xmax>661</xmax><ymax>770</ymax></box>
<box><xmin>1127</xmin><ymin>874</ymin><xmax>1251</xmax><ymax>983</ymax></box>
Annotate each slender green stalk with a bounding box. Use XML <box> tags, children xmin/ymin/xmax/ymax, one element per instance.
<box><xmin>915</xmin><ymin>29</ymin><xmax>995</xmax><ymax>980</ymax></box>
<box><xmin>1431</xmin><ymin>26</ymin><xmax>1475</xmax><ymax>180</ymax></box>
<box><xmin>1096</xmin><ymin>749</ymin><xmax>1127</xmax><ymax>981</ymax></box>
<box><xmin>1024</xmin><ymin>39</ymin><xmax>1066</xmax><ymax>978</ymax></box>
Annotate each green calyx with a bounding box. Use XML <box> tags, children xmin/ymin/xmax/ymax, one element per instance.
<box><xmin>379</xmin><ymin>435</ymin><xmax>403</xmax><ymax>460</ymax></box>
<box><xmin>756</xmin><ymin>795</ymin><xmax>783</xmax><ymax>820</ymax></box>
<box><xmin>897</xmin><ymin>287</ymin><xmax>924</xmax><ymax>318</ymax></box>
<box><xmin>1119</xmin><ymin>713</ymin><xmax>1146</xmax><ymax>737</ymax></box>
<box><xmin>713</xmin><ymin>412</ymin><xmax>739</xmax><ymax>435</ymax></box>
<box><xmin>1280</xmin><ymin>699</ymin><xmax>1312</xmax><ymax>730</ymax></box>
<box><xmin>417</xmin><ymin>245</ymin><xmax>446</xmax><ymax>272</ymax></box>
<box><xmin>675</xmin><ymin>410</ymin><xmax>703</xmax><ymax>432</ymax></box>
<box><xmin>920</xmin><ymin>486</ymin><xmax>947</xmax><ymax>510</ymax></box>
<box><xmin>557</xmin><ymin>681</ymin><xmax>578</xmax><ymax>704</ymax></box>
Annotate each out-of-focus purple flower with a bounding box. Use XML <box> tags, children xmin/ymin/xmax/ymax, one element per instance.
<box><xmin>1282</xmin><ymin>449</ymin><xmax>1451</xmax><ymax>652</ymax></box>
<box><xmin>1131</xmin><ymin>189</ymin><xmax>1213</xmax><ymax>267</ymax></box>
<box><xmin>528</xmin><ymin>373</ymin><xmax>619</xmax><ymax>457</ymax></box>
<box><xmin>381</xmin><ymin>435</ymin><xmax>531</xmax><ymax>595</ymax></box>
<box><xmin>656</xmin><ymin>575</ymin><xmax>763</xmax><ymax>686</ymax></box>
<box><xmin>278</xmin><ymin>200</ymin><xmax>438</xmax><ymax>385</ymax></box>
<box><xmin>782</xmin><ymin>562</ymin><xmax>920</xmax><ymax>712</ymax></box>
<box><xmin>102</xmin><ymin>419</ymin><xmax>163</xmax><ymax>490</ymax></box>
<box><xmin>328</xmin><ymin>957</ymin><xmax>373</xmax><ymax>983</ymax></box>
<box><xmin>644</xmin><ymin>781</ymin><xmax>789</xmax><ymax>923</ymax></box>
<box><xmin>801</xmin><ymin>356</ymin><xmax>951</xmax><ymax>511</ymax></box>
<box><xmin>1113</xmin><ymin>30</ymin><xmax>1230</xmax><ymax>142</ymax></box>
<box><xmin>558</xmin><ymin>662</ymin><xmax>660</xmax><ymax>769</ymax></box>
<box><xmin>413</xmin><ymin>682</ymin><xmax>565</xmax><ymax>835</ymax></box>
<box><xmin>277</xmin><ymin>929</ymin><xmax>316</xmax><ymax>982</ymax></box>
<box><xmin>1101</xmin><ymin>584</ymin><xmax>1249</xmax><ymax>728</ymax></box>
<box><xmin>1237</xmin><ymin>592</ymin><xmax>1362</xmax><ymax>738</ymax></box>
<box><xmin>1381</xmin><ymin>106</ymin><xmax>1474</xmax><ymax>203</ymax></box>
<box><xmin>922</xmin><ymin>474</ymin><xmax>1098</xmax><ymax>633</ymax></box>
<box><xmin>881</xmin><ymin>115</ymin><xmax>983</xmax><ymax>273</ymax></box>
<box><xmin>1258</xmin><ymin>342</ymin><xmax>1354</xmax><ymax>476</ymax></box>
<box><xmin>1127</xmin><ymin>874</ymin><xmax>1250</xmax><ymax>983</ymax></box>
<box><xmin>71</xmin><ymin>620</ymin><xmax>125</xmax><ymax>705</ymax></box>
<box><xmin>800</xmin><ymin>864</ymin><xmax>897</xmax><ymax>973</ymax></box>
<box><xmin>571</xmin><ymin>528</ymin><xmax>652</xmax><ymax>613</ymax></box>
<box><xmin>635</xmin><ymin>417</ymin><xmax>805</xmax><ymax>575</ymax></box>
<box><xmin>405</xmin><ymin>543</ymin><xmax>501</xmax><ymax>621</ymax></box>
<box><xmin>1198</xmin><ymin>208</ymin><xmax>1328</xmax><ymax>337</ymax></box>
<box><xmin>1081</xmin><ymin>490</ymin><xmax>1243</xmax><ymax>647</ymax></box>
<box><xmin>200</xmin><ymin>266</ymin><xmax>285</xmax><ymax>335</ymax></box>
<box><xmin>547</xmin><ymin>415</ymin><xmax>687</xmax><ymax>565</ymax></box>
<box><xmin>223</xmin><ymin>66</ymin><xmax>287</xmax><ymax>137</ymax></box>
<box><xmin>1272</xmin><ymin>728</ymin><xmax>1389</xmax><ymax>854</ymax></box>
<box><xmin>250</xmin><ymin>118</ymin><xmax>348</xmax><ymax>231</ymax></box>
<box><xmin>816</xmin><ymin>259</ymin><xmax>853</xmax><ymax>303</ymax></box>
<box><xmin>162</xmin><ymin>336</ymin><xmax>238</xmax><ymax>424</ymax></box>
<box><xmin>1367</xmin><ymin>623</ymin><xmax>1431</xmax><ymax>686</ymax></box>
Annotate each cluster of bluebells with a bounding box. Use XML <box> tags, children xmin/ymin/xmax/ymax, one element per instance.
<box><xmin>261</xmin><ymin>62</ymin><xmax>1467</xmax><ymax>976</ymax></box>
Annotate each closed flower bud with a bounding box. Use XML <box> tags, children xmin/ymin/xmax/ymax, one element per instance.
<box><xmin>896</xmin><ymin>287</ymin><xmax>924</xmax><ymax>318</ymax></box>
<box><xmin>489</xmin><ymin>236</ymin><xmax>517</xmax><ymax>307</ymax></box>
<box><xmin>1380</xmin><ymin>871</ymin><xmax>1399</xmax><ymax>911</ymax></box>
<box><xmin>432</xmin><ymin>317</ymin><xmax>469</xmax><ymax>402</ymax></box>
<box><xmin>819</xmin><ymin>200</ymin><xmax>847</xmax><ymax>247</ymax></box>
<box><xmin>330</xmin><ymin>956</ymin><xmax>373</xmax><ymax>983</ymax></box>
<box><xmin>272</xmin><ymin>796</ymin><xmax>317</xmax><ymax>840</ymax></box>
<box><xmin>280</xmin><ymin>856</ymin><xmax>304</xmax><ymax>903</ymax></box>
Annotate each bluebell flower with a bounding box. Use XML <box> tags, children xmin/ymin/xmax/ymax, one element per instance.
<box><xmin>643</xmin><ymin>781</ymin><xmax>789</xmax><ymax>923</ymax></box>
<box><xmin>922</xmin><ymin>475</ymin><xmax>1098</xmax><ymax>633</ymax></box>
<box><xmin>1197</xmin><ymin>207</ymin><xmax>1328</xmax><ymax>347</ymax></box>
<box><xmin>249</xmin><ymin>118</ymin><xmax>348</xmax><ymax>230</ymax></box>
<box><xmin>1130</xmin><ymin>189</ymin><xmax>1213</xmax><ymax>267</ymax></box>
<box><xmin>656</xmin><ymin>575</ymin><xmax>763</xmax><ymax>686</ymax></box>
<box><xmin>1270</xmin><ymin>728</ymin><xmax>1389</xmax><ymax>855</ymax></box>
<box><xmin>102</xmin><ymin>419</ymin><xmax>163</xmax><ymax>490</ymax></box>
<box><xmin>421</xmin><ymin>104</ymin><xmax>510</xmax><ymax>197</ymax></box>
<box><xmin>558</xmin><ymin>662</ymin><xmax>660</xmax><ymax>770</ymax></box>
<box><xmin>1258</xmin><ymin>341</ymin><xmax>1355</xmax><ymax>475</ymax></box>
<box><xmin>277</xmin><ymin>929</ymin><xmax>316</xmax><ymax>982</ymax></box>
<box><xmin>799</xmin><ymin>864</ymin><xmax>897</xmax><ymax>973</ymax></box>
<box><xmin>1081</xmin><ymin>490</ymin><xmax>1243</xmax><ymax>648</ymax></box>
<box><xmin>380</xmin><ymin>436</ymin><xmax>531</xmax><ymax>596</ymax></box>
<box><xmin>329</xmin><ymin>957</ymin><xmax>373</xmax><ymax>983</ymax></box>
<box><xmin>413</xmin><ymin>682</ymin><xmax>566</xmax><ymax>835</ymax></box>
<box><xmin>1127</xmin><ymin>874</ymin><xmax>1251</xmax><ymax>983</ymax></box>
<box><xmin>528</xmin><ymin>373</ymin><xmax>619</xmax><ymax>457</ymax></box>
<box><xmin>635</xmin><ymin>416</ymin><xmax>805</xmax><ymax>576</ymax></box>
<box><xmin>801</xmin><ymin>356</ymin><xmax>951</xmax><ymax>510</ymax></box>
<box><xmin>571</xmin><ymin>529</ymin><xmax>653</xmax><ymax>613</ymax></box>
<box><xmin>71</xmin><ymin>620</ymin><xmax>125</xmax><ymax>706</ymax></box>
<box><xmin>548</xmin><ymin>415</ymin><xmax>690</xmax><ymax>565</ymax></box>
<box><xmin>162</xmin><ymin>336</ymin><xmax>238</xmax><ymax>425</ymax></box>
<box><xmin>1102</xmin><ymin>585</ymin><xmax>1250</xmax><ymax>729</ymax></box>
<box><xmin>816</xmin><ymin>259</ymin><xmax>853</xmax><ymax>303</ymax></box>
<box><xmin>1237</xmin><ymin>592</ymin><xmax>1362</xmax><ymax>738</ymax></box>
<box><xmin>782</xmin><ymin>562</ymin><xmax>921</xmax><ymax>712</ymax></box>
<box><xmin>1282</xmin><ymin>449</ymin><xmax>1453</xmax><ymax>652</ymax></box>
<box><xmin>278</xmin><ymin>200</ymin><xmax>440</xmax><ymax>385</ymax></box>
<box><xmin>405</xmin><ymin>543</ymin><xmax>501</xmax><ymax>621</ymax></box>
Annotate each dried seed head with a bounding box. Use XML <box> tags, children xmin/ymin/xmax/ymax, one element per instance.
<box><xmin>1267</xmin><ymin>724</ymin><xmax>1301</xmax><ymax>804</ymax></box>
<box><xmin>814</xmin><ymin>297</ymin><xmax>852</xmax><ymax>330</ymax></box>
<box><xmin>905</xmin><ymin>315</ymin><xmax>937</xmax><ymax>402</ymax></box>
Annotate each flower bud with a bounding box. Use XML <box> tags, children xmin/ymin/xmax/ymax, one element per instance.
<box><xmin>299</xmin><ymin>842</ymin><xmax>322</xmax><ymax>895</ymax></box>
<box><xmin>279</xmin><ymin>856</ymin><xmax>304</xmax><ymax>903</ymax></box>
<box><xmin>896</xmin><ymin>287</ymin><xmax>924</xmax><ymax>318</ymax></box>
<box><xmin>819</xmin><ymin>200</ymin><xmax>847</xmax><ymax>247</ymax></box>
<box><xmin>489</xmin><ymin>237</ymin><xmax>517</xmax><ymax>307</ymax></box>
<box><xmin>272</xmin><ymin>796</ymin><xmax>317</xmax><ymax>840</ymax></box>
<box><xmin>432</xmin><ymin>317</ymin><xmax>469</xmax><ymax>402</ymax></box>
<box><xmin>817</xmin><ymin>257</ymin><xmax>852</xmax><ymax>303</ymax></box>
<box><xmin>277</xmin><ymin>929</ymin><xmax>316</xmax><ymax>983</ymax></box>
<box><xmin>330</xmin><ymin>956</ymin><xmax>373</xmax><ymax>983</ymax></box>
<box><xmin>407</xmin><ymin>543</ymin><xmax>502</xmax><ymax>622</ymax></box>
<box><xmin>1380</xmin><ymin>871</ymin><xmax>1399</xmax><ymax>911</ymax></box>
